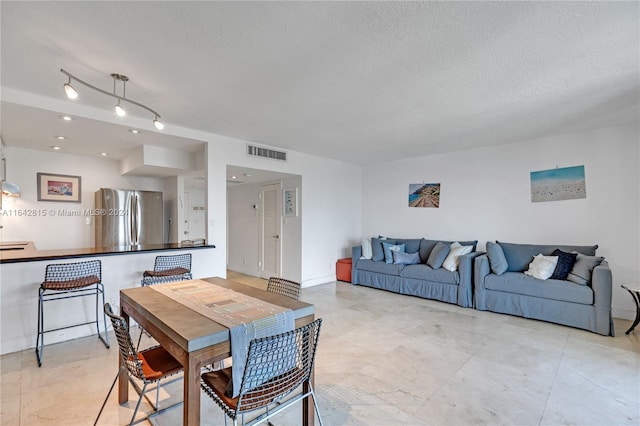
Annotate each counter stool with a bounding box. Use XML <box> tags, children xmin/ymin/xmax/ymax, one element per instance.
<box><xmin>36</xmin><ymin>259</ymin><xmax>110</xmax><ymax>367</ymax></box>
<box><xmin>137</xmin><ymin>254</ymin><xmax>192</xmax><ymax>349</ymax></box>
<box><xmin>141</xmin><ymin>253</ymin><xmax>192</xmax><ymax>286</ymax></box>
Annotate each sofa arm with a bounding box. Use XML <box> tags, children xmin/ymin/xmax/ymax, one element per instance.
<box><xmin>351</xmin><ymin>246</ymin><xmax>362</xmax><ymax>284</ymax></box>
<box><xmin>591</xmin><ymin>260</ymin><xmax>614</xmax><ymax>335</ymax></box>
<box><xmin>474</xmin><ymin>254</ymin><xmax>491</xmax><ymax>288</ymax></box>
<box><xmin>457</xmin><ymin>251</ymin><xmax>485</xmax><ymax>308</ymax></box>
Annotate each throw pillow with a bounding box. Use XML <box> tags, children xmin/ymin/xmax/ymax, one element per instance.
<box><xmin>550</xmin><ymin>249</ymin><xmax>578</xmax><ymax>280</ymax></box>
<box><xmin>382</xmin><ymin>242</ymin><xmax>405</xmax><ymax>264</ymax></box>
<box><xmin>372</xmin><ymin>237</ymin><xmax>396</xmax><ymax>262</ymax></box>
<box><xmin>567</xmin><ymin>253</ymin><xmax>604</xmax><ymax>285</ymax></box>
<box><xmin>360</xmin><ymin>238</ymin><xmax>373</xmax><ymax>260</ymax></box>
<box><xmin>486</xmin><ymin>242</ymin><xmax>508</xmax><ymax>275</ymax></box>
<box><xmin>524</xmin><ymin>254</ymin><xmax>559</xmax><ymax>280</ymax></box>
<box><xmin>442</xmin><ymin>242</ymin><xmax>473</xmax><ymax>272</ymax></box>
<box><xmin>392</xmin><ymin>251</ymin><xmax>421</xmax><ymax>265</ymax></box>
<box><xmin>427</xmin><ymin>241</ymin><xmax>450</xmax><ymax>269</ymax></box>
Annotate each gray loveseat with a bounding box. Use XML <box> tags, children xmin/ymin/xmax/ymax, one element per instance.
<box><xmin>352</xmin><ymin>238</ymin><xmax>482</xmax><ymax>308</ymax></box>
<box><xmin>474</xmin><ymin>241</ymin><xmax>614</xmax><ymax>336</ymax></box>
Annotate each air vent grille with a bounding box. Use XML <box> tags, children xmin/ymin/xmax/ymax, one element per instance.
<box><xmin>247</xmin><ymin>144</ymin><xmax>287</xmax><ymax>161</ymax></box>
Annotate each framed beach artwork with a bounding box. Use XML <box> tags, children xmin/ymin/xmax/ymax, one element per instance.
<box><xmin>409</xmin><ymin>183</ymin><xmax>440</xmax><ymax>208</ymax></box>
<box><xmin>37</xmin><ymin>172</ymin><xmax>81</xmax><ymax>203</ymax></box>
<box><xmin>530</xmin><ymin>165</ymin><xmax>586</xmax><ymax>203</ymax></box>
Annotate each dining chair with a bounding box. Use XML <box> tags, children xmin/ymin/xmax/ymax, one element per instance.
<box><xmin>36</xmin><ymin>259</ymin><xmax>110</xmax><ymax>366</ymax></box>
<box><xmin>200</xmin><ymin>318</ymin><xmax>323</xmax><ymax>426</ymax></box>
<box><xmin>141</xmin><ymin>253</ymin><xmax>192</xmax><ymax>286</ymax></box>
<box><xmin>266</xmin><ymin>276</ymin><xmax>301</xmax><ymax>300</ymax></box>
<box><xmin>94</xmin><ymin>303</ymin><xmax>183</xmax><ymax>426</ymax></box>
<box><xmin>137</xmin><ymin>253</ymin><xmax>192</xmax><ymax>349</ymax></box>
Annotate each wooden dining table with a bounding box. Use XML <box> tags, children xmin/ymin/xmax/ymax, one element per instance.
<box><xmin>118</xmin><ymin>276</ymin><xmax>316</xmax><ymax>426</ymax></box>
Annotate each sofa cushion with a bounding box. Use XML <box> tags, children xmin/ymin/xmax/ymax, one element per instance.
<box><xmin>497</xmin><ymin>241</ymin><xmax>599</xmax><ymax>272</ymax></box>
<box><xmin>524</xmin><ymin>254</ymin><xmax>559</xmax><ymax>280</ymax></box>
<box><xmin>567</xmin><ymin>253</ymin><xmax>604</xmax><ymax>286</ymax></box>
<box><xmin>357</xmin><ymin>259</ymin><xmax>404</xmax><ymax>276</ymax></box>
<box><xmin>550</xmin><ymin>249</ymin><xmax>578</xmax><ymax>280</ymax></box>
<box><xmin>372</xmin><ymin>238</ymin><xmax>396</xmax><ymax>262</ymax></box>
<box><xmin>427</xmin><ymin>242</ymin><xmax>450</xmax><ymax>269</ymax></box>
<box><xmin>484</xmin><ymin>272</ymin><xmax>593</xmax><ymax>304</ymax></box>
<box><xmin>393</xmin><ymin>251</ymin><xmax>421</xmax><ymax>265</ymax></box>
<box><xmin>486</xmin><ymin>242</ymin><xmax>508</xmax><ymax>275</ymax></box>
<box><xmin>400</xmin><ymin>264</ymin><xmax>459</xmax><ymax>284</ymax></box>
<box><xmin>393</xmin><ymin>238</ymin><xmax>421</xmax><ymax>254</ymax></box>
<box><xmin>442</xmin><ymin>242</ymin><xmax>473</xmax><ymax>272</ymax></box>
<box><xmin>382</xmin><ymin>242</ymin><xmax>405</xmax><ymax>264</ymax></box>
<box><xmin>419</xmin><ymin>239</ymin><xmax>478</xmax><ymax>263</ymax></box>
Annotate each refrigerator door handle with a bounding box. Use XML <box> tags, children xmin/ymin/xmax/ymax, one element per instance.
<box><xmin>128</xmin><ymin>194</ymin><xmax>135</xmax><ymax>246</ymax></box>
<box><xmin>134</xmin><ymin>194</ymin><xmax>141</xmax><ymax>245</ymax></box>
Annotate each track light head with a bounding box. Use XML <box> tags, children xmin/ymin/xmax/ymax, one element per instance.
<box><xmin>153</xmin><ymin>117</ymin><xmax>164</xmax><ymax>130</ymax></box>
<box><xmin>64</xmin><ymin>77</ymin><xmax>78</xmax><ymax>99</ymax></box>
<box><xmin>115</xmin><ymin>102</ymin><xmax>126</xmax><ymax>117</ymax></box>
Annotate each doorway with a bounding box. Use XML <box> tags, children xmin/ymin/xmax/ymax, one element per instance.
<box><xmin>259</xmin><ymin>183</ymin><xmax>281</xmax><ymax>279</ymax></box>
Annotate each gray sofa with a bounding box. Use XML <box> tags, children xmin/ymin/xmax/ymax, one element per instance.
<box><xmin>352</xmin><ymin>238</ymin><xmax>482</xmax><ymax>307</ymax></box>
<box><xmin>474</xmin><ymin>241</ymin><xmax>614</xmax><ymax>336</ymax></box>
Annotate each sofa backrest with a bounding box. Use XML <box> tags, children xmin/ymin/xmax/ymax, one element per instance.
<box><xmin>418</xmin><ymin>239</ymin><xmax>478</xmax><ymax>263</ymax></box>
<box><xmin>496</xmin><ymin>241</ymin><xmax>599</xmax><ymax>272</ymax></box>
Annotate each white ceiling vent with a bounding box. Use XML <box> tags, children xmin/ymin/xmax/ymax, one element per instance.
<box><xmin>247</xmin><ymin>144</ymin><xmax>287</xmax><ymax>161</ymax></box>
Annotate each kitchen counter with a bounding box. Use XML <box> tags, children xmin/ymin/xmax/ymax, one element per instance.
<box><xmin>0</xmin><ymin>241</ymin><xmax>216</xmax><ymax>264</ymax></box>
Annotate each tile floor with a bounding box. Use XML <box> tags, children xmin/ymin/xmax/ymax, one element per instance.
<box><xmin>1</xmin><ymin>274</ymin><xmax>639</xmax><ymax>425</ymax></box>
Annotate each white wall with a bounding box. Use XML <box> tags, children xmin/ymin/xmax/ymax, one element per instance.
<box><xmin>0</xmin><ymin>147</ymin><xmax>164</xmax><ymax>249</ymax></box>
<box><xmin>205</xmin><ymin>135</ymin><xmax>362</xmax><ymax>286</ymax></box>
<box><xmin>361</xmin><ymin>124</ymin><xmax>640</xmax><ymax>320</ymax></box>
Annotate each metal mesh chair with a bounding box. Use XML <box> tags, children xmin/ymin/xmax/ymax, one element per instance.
<box><xmin>36</xmin><ymin>259</ymin><xmax>110</xmax><ymax>366</ymax></box>
<box><xmin>141</xmin><ymin>253</ymin><xmax>192</xmax><ymax>286</ymax></box>
<box><xmin>201</xmin><ymin>318</ymin><xmax>323</xmax><ymax>426</ymax></box>
<box><xmin>94</xmin><ymin>303</ymin><xmax>183</xmax><ymax>426</ymax></box>
<box><xmin>137</xmin><ymin>253</ymin><xmax>192</xmax><ymax>349</ymax></box>
<box><xmin>266</xmin><ymin>277</ymin><xmax>301</xmax><ymax>300</ymax></box>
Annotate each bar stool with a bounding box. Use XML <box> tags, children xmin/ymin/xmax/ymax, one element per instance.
<box><xmin>36</xmin><ymin>259</ymin><xmax>110</xmax><ymax>367</ymax></box>
<box><xmin>141</xmin><ymin>253</ymin><xmax>192</xmax><ymax>286</ymax></box>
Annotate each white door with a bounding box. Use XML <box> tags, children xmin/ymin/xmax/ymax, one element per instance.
<box><xmin>259</xmin><ymin>183</ymin><xmax>281</xmax><ymax>279</ymax></box>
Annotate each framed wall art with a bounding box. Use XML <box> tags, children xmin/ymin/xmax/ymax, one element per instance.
<box><xmin>409</xmin><ymin>183</ymin><xmax>440</xmax><ymax>208</ymax></box>
<box><xmin>530</xmin><ymin>165</ymin><xmax>586</xmax><ymax>203</ymax></box>
<box><xmin>37</xmin><ymin>172</ymin><xmax>82</xmax><ymax>203</ymax></box>
<box><xmin>283</xmin><ymin>187</ymin><xmax>298</xmax><ymax>216</ymax></box>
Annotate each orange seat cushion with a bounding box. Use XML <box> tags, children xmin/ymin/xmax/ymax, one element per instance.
<box><xmin>42</xmin><ymin>275</ymin><xmax>100</xmax><ymax>290</ymax></box>
<box><xmin>143</xmin><ymin>267</ymin><xmax>190</xmax><ymax>277</ymax></box>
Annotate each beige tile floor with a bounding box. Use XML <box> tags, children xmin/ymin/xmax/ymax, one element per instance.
<box><xmin>2</xmin><ymin>273</ymin><xmax>639</xmax><ymax>425</ymax></box>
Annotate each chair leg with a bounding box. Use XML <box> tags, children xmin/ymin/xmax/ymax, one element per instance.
<box><xmin>129</xmin><ymin>382</ymin><xmax>148</xmax><ymax>426</ymax></box>
<box><xmin>94</xmin><ymin>370</ymin><xmax>120</xmax><ymax>426</ymax></box>
<box><xmin>310</xmin><ymin>386</ymin><xmax>324</xmax><ymax>426</ymax></box>
<box><xmin>97</xmin><ymin>285</ymin><xmax>110</xmax><ymax>348</ymax></box>
<box><xmin>35</xmin><ymin>289</ymin><xmax>44</xmax><ymax>367</ymax></box>
<box><xmin>136</xmin><ymin>328</ymin><xmax>144</xmax><ymax>351</ymax></box>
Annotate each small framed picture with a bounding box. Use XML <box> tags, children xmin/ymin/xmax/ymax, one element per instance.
<box><xmin>37</xmin><ymin>172</ymin><xmax>81</xmax><ymax>203</ymax></box>
<box><xmin>283</xmin><ymin>187</ymin><xmax>298</xmax><ymax>217</ymax></box>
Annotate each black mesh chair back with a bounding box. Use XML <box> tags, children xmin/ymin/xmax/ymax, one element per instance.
<box><xmin>266</xmin><ymin>277</ymin><xmax>301</xmax><ymax>300</ymax></box>
<box><xmin>141</xmin><ymin>253</ymin><xmax>192</xmax><ymax>285</ymax></box>
<box><xmin>36</xmin><ymin>259</ymin><xmax>109</xmax><ymax>366</ymax></box>
<box><xmin>95</xmin><ymin>303</ymin><xmax>183</xmax><ymax>426</ymax></box>
<box><xmin>201</xmin><ymin>318</ymin><xmax>323</xmax><ymax>426</ymax></box>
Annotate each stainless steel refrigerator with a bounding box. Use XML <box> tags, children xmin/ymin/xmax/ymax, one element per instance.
<box><xmin>95</xmin><ymin>188</ymin><xmax>164</xmax><ymax>247</ymax></box>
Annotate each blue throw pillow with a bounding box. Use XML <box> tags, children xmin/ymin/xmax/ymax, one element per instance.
<box><xmin>550</xmin><ymin>249</ymin><xmax>578</xmax><ymax>280</ymax></box>
<box><xmin>393</xmin><ymin>251</ymin><xmax>421</xmax><ymax>265</ymax></box>
<box><xmin>372</xmin><ymin>238</ymin><xmax>396</xmax><ymax>262</ymax></box>
<box><xmin>487</xmin><ymin>242</ymin><xmax>508</xmax><ymax>275</ymax></box>
<box><xmin>427</xmin><ymin>242</ymin><xmax>450</xmax><ymax>269</ymax></box>
<box><xmin>382</xmin><ymin>242</ymin><xmax>405</xmax><ymax>264</ymax></box>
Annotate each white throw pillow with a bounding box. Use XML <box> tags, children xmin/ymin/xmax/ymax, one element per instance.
<box><xmin>360</xmin><ymin>238</ymin><xmax>373</xmax><ymax>260</ymax></box>
<box><xmin>524</xmin><ymin>254</ymin><xmax>559</xmax><ymax>280</ymax></box>
<box><xmin>442</xmin><ymin>242</ymin><xmax>473</xmax><ymax>272</ymax></box>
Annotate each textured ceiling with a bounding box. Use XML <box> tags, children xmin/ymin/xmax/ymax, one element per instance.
<box><xmin>1</xmin><ymin>1</ymin><xmax>638</xmax><ymax>165</ymax></box>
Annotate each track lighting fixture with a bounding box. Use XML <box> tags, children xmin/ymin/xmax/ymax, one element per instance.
<box><xmin>60</xmin><ymin>68</ymin><xmax>164</xmax><ymax>130</ymax></box>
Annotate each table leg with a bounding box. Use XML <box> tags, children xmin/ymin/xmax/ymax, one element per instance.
<box><xmin>624</xmin><ymin>289</ymin><xmax>640</xmax><ymax>335</ymax></box>
<box><xmin>184</xmin><ymin>352</ymin><xmax>201</xmax><ymax>426</ymax></box>
<box><xmin>118</xmin><ymin>307</ymin><xmax>129</xmax><ymax>404</ymax></box>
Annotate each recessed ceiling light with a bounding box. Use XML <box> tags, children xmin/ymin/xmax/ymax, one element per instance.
<box><xmin>60</xmin><ymin>115</ymin><xmax>73</xmax><ymax>121</ymax></box>
<box><xmin>55</xmin><ymin>135</ymin><xmax>66</xmax><ymax>140</ymax></box>
<box><xmin>231</xmin><ymin>176</ymin><xmax>237</xmax><ymax>179</ymax></box>
<box><xmin>100</xmin><ymin>152</ymin><xmax>109</xmax><ymax>157</ymax></box>
<box><xmin>129</xmin><ymin>129</ymin><xmax>140</xmax><ymax>134</ymax></box>
<box><xmin>51</xmin><ymin>146</ymin><xmax>62</xmax><ymax>150</ymax></box>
